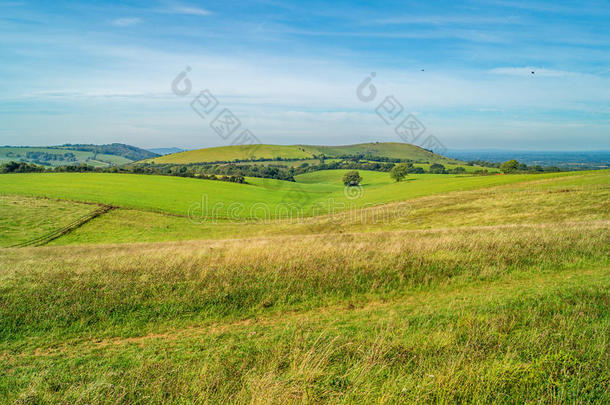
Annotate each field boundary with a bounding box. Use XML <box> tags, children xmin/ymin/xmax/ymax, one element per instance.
<box><xmin>6</xmin><ymin>204</ymin><xmax>115</xmax><ymax>248</ymax></box>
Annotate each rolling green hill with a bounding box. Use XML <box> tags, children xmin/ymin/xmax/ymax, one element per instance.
<box><xmin>0</xmin><ymin>143</ymin><xmax>157</xmax><ymax>168</ymax></box>
<box><xmin>143</xmin><ymin>142</ymin><xmax>460</xmax><ymax>165</ymax></box>
<box><xmin>0</xmin><ymin>170</ymin><xmax>578</xmax><ymax>219</ymax></box>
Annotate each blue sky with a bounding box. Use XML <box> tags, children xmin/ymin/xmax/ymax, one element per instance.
<box><xmin>1</xmin><ymin>0</ymin><xmax>609</xmax><ymax>150</ymax></box>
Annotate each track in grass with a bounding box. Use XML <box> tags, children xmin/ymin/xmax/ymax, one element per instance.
<box><xmin>7</xmin><ymin>204</ymin><xmax>114</xmax><ymax>248</ymax></box>
<box><xmin>0</xmin><ymin>196</ymin><xmax>106</xmax><ymax>247</ymax></box>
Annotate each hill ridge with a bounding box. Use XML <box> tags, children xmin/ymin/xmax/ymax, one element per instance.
<box><xmin>142</xmin><ymin>142</ymin><xmax>459</xmax><ymax>165</ymax></box>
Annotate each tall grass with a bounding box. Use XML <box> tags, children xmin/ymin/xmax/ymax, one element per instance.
<box><xmin>1</xmin><ymin>223</ymin><xmax>607</xmax><ymax>343</ymax></box>
<box><xmin>1</xmin><ymin>266</ymin><xmax>607</xmax><ymax>403</ymax></box>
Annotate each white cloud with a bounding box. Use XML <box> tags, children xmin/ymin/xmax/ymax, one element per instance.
<box><xmin>3</xmin><ymin>36</ymin><xmax>609</xmax><ymax>149</ymax></box>
<box><xmin>111</xmin><ymin>17</ymin><xmax>142</xmax><ymax>27</ymax></box>
<box><xmin>163</xmin><ymin>4</ymin><xmax>211</xmax><ymax>16</ymax></box>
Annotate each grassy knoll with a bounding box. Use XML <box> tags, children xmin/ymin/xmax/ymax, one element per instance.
<box><xmin>148</xmin><ymin>144</ymin><xmax>314</xmax><ymax>163</ymax></box>
<box><xmin>49</xmin><ymin>170</ymin><xmax>610</xmax><ymax>245</ymax></box>
<box><xmin>307</xmin><ymin>142</ymin><xmax>459</xmax><ymax>162</ymax></box>
<box><xmin>0</xmin><ymin>222</ymin><xmax>608</xmax><ymax>402</ymax></box>
<box><xmin>143</xmin><ymin>142</ymin><xmax>459</xmax><ymax>164</ymax></box>
<box><xmin>0</xmin><ymin>170</ymin><xmax>579</xmax><ymax>219</ymax></box>
<box><xmin>0</xmin><ymin>195</ymin><xmax>99</xmax><ymax>247</ymax></box>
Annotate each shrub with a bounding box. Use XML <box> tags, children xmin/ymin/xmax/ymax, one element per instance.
<box><xmin>429</xmin><ymin>163</ymin><xmax>446</xmax><ymax>174</ymax></box>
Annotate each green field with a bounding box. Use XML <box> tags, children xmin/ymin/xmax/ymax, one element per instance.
<box><xmin>0</xmin><ymin>170</ymin><xmax>575</xmax><ymax>219</ymax></box>
<box><xmin>0</xmin><ymin>168</ymin><xmax>608</xmax><ymax>403</ymax></box>
<box><xmin>144</xmin><ymin>142</ymin><xmax>460</xmax><ymax>164</ymax></box>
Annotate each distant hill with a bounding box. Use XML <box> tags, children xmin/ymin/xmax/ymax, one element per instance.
<box><xmin>0</xmin><ymin>143</ymin><xmax>158</xmax><ymax>168</ymax></box>
<box><xmin>58</xmin><ymin>143</ymin><xmax>158</xmax><ymax>161</ymax></box>
<box><xmin>142</xmin><ymin>142</ymin><xmax>460</xmax><ymax>165</ymax></box>
<box><xmin>146</xmin><ymin>147</ymin><xmax>185</xmax><ymax>156</ymax></box>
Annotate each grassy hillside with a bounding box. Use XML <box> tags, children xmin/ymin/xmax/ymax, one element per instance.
<box><xmin>0</xmin><ymin>143</ymin><xmax>156</xmax><ymax>168</ymax></box>
<box><xmin>0</xmin><ymin>171</ymin><xmax>576</xmax><ymax>218</ymax></box>
<box><xmin>0</xmin><ymin>198</ymin><xmax>608</xmax><ymax>402</ymax></box>
<box><xmin>40</xmin><ymin>170</ymin><xmax>609</xmax><ymax>245</ymax></box>
<box><xmin>306</xmin><ymin>142</ymin><xmax>455</xmax><ymax>162</ymax></box>
<box><xmin>0</xmin><ymin>146</ymin><xmax>133</xmax><ymax>167</ymax></box>
<box><xmin>0</xmin><ymin>168</ymin><xmax>608</xmax><ymax>403</ymax></box>
<box><xmin>57</xmin><ymin>143</ymin><xmax>158</xmax><ymax>161</ymax></box>
<box><xmin>144</xmin><ymin>142</ymin><xmax>460</xmax><ymax>164</ymax></box>
<box><xmin>146</xmin><ymin>144</ymin><xmax>314</xmax><ymax>163</ymax></box>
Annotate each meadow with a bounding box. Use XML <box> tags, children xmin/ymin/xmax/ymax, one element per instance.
<box><xmin>0</xmin><ymin>170</ymin><xmax>572</xmax><ymax>219</ymax></box>
<box><xmin>0</xmin><ymin>168</ymin><xmax>608</xmax><ymax>403</ymax></box>
<box><xmin>39</xmin><ymin>169</ymin><xmax>610</xmax><ymax>245</ymax></box>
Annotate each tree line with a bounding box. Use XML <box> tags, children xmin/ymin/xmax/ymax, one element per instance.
<box><xmin>0</xmin><ymin>161</ymin><xmax>246</xmax><ymax>183</ymax></box>
<box><xmin>1</xmin><ymin>158</ymin><xmax>564</xmax><ymax>180</ymax></box>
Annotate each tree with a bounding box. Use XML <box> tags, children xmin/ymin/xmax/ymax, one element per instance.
<box><xmin>343</xmin><ymin>170</ymin><xmax>362</xmax><ymax>186</ymax></box>
<box><xmin>500</xmin><ymin>159</ymin><xmax>520</xmax><ymax>173</ymax></box>
<box><xmin>390</xmin><ymin>163</ymin><xmax>409</xmax><ymax>182</ymax></box>
<box><xmin>429</xmin><ymin>163</ymin><xmax>446</xmax><ymax>174</ymax></box>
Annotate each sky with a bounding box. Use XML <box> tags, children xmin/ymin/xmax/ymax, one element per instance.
<box><xmin>1</xmin><ymin>0</ymin><xmax>609</xmax><ymax>151</ymax></box>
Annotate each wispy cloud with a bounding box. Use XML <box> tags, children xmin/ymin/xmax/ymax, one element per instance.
<box><xmin>265</xmin><ymin>25</ymin><xmax>504</xmax><ymax>43</ymax></box>
<box><xmin>111</xmin><ymin>17</ymin><xmax>142</xmax><ymax>27</ymax></box>
<box><xmin>375</xmin><ymin>15</ymin><xmax>522</xmax><ymax>25</ymax></box>
<box><xmin>480</xmin><ymin>0</ymin><xmax>610</xmax><ymax>15</ymax></box>
<box><xmin>2</xmin><ymin>0</ymin><xmax>609</xmax><ymax>149</ymax></box>
<box><xmin>160</xmin><ymin>3</ymin><xmax>212</xmax><ymax>16</ymax></box>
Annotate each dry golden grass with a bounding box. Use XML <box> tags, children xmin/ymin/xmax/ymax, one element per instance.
<box><xmin>1</xmin><ymin>221</ymin><xmax>607</xmax><ymax>342</ymax></box>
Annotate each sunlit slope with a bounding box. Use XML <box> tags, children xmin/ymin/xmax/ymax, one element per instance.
<box><xmin>143</xmin><ymin>142</ymin><xmax>459</xmax><ymax>164</ymax></box>
<box><xmin>0</xmin><ymin>146</ymin><xmax>132</xmax><ymax>167</ymax></box>
<box><xmin>1</xmin><ymin>170</ymin><xmax>608</xmax><ymax>402</ymax></box>
<box><xmin>305</xmin><ymin>142</ymin><xmax>457</xmax><ymax>163</ymax></box>
<box><xmin>47</xmin><ymin>169</ymin><xmax>610</xmax><ymax>245</ymax></box>
<box><xmin>0</xmin><ymin>171</ymin><xmax>580</xmax><ymax>218</ymax></box>
<box><xmin>1</xmin><ymin>223</ymin><xmax>608</xmax><ymax>402</ymax></box>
